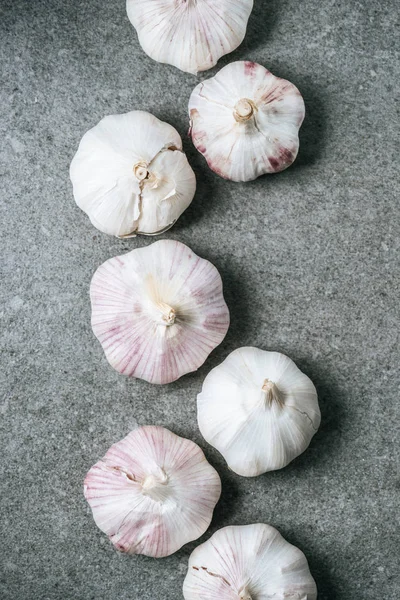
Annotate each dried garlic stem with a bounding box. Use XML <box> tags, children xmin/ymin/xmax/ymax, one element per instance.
<box><xmin>262</xmin><ymin>379</ymin><xmax>283</xmax><ymax>407</ymax></box>
<box><xmin>238</xmin><ymin>587</ymin><xmax>252</xmax><ymax>600</ymax></box>
<box><xmin>142</xmin><ymin>469</ymin><xmax>169</xmax><ymax>502</ymax></box>
<box><xmin>233</xmin><ymin>98</ymin><xmax>256</xmax><ymax>122</ymax></box>
<box><xmin>133</xmin><ymin>162</ymin><xmax>149</xmax><ymax>181</ymax></box>
<box><xmin>157</xmin><ymin>303</ymin><xmax>176</xmax><ymax>325</ymax></box>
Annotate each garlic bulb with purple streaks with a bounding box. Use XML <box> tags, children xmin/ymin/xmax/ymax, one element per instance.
<box><xmin>84</xmin><ymin>426</ymin><xmax>221</xmax><ymax>557</ymax></box>
<box><xmin>90</xmin><ymin>239</ymin><xmax>230</xmax><ymax>384</ymax></box>
<box><xmin>126</xmin><ymin>1</ymin><xmax>254</xmax><ymax>75</ymax></box>
<box><xmin>183</xmin><ymin>524</ymin><xmax>317</xmax><ymax>599</ymax></box>
<box><xmin>70</xmin><ymin>111</ymin><xmax>196</xmax><ymax>237</ymax></box>
<box><xmin>197</xmin><ymin>347</ymin><xmax>320</xmax><ymax>476</ymax></box>
<box><xmin>189</xmin><ymin>61</ymin><xmax>305</xmax><ymax>181</ymax></box>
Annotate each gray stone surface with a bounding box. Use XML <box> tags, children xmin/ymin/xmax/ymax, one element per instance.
<box><xmin>1</xmin><ymin>0</ymin><xmax>399</xmax><ymax>598</ymax></box>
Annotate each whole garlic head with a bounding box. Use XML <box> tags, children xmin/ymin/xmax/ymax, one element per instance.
<box><xmin>70</xmin><ymin>111</ymin><xmax>196</xmax><ymax>237</ymax></box>
<box><xmin>197</xmin><ymin>347</ymin><xmax>320</xmax><ymax>476</ymax></box>
<box><xmin>84</xmin><ymin>426</ymin><xmax>221</xmax><ymax>557</ymax></box>
<box><xmin>183</xmin><ymin>523</ymin><xmax>317</xmax><ymax>599</ymax></box>
<box><xmin>189</xmin><ymin>61</ymin><xmax>305</xmax><ymax>181</ymax></box>
<box><xmin>90</xmin><ymin>239</ymin><xmax>230</xmax><ymax>384</ymax></box>
<box><xmin>126</xmin><ymin>1</ymin><xmax>254</xmax><ymax>75</ymax></box>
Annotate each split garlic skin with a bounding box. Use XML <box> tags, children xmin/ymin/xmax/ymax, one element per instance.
<box><xmin>84</xmin><ymin>426</ymin><xmax>221</xmax><ymax>557</ymax></box>
<box><xmin>90</xmin><ymin>239</ymin><xmax>230</xmax><ymax>384</ymax></box>
<box><xmin>70</xmin><ymin>111</ymin><xmax>196</xmax><ymax>237</ymax></box>
<box><xmin>126</xmin><ymin>1</ymin><xmax>254</xmax><ymax>75</ymax></box>
<box><xmin>183</xmin><ymin>524</ymin><xmax>317</xmax><ymax>599</ymax></box>
<box><xmin>197</xmin><ymin>347</ymin><xmax>320</xmax><ymax>476</ymax></box>
<box><xmin>189</xmin><ymin>61</ymin><xmax>305</xmax><ymax>181</ymax></box>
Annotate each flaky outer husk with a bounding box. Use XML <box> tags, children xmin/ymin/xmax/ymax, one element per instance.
<box><xmin>183</xmin><ymin>524</ymin><xmax>317</xmax><ymax>599</ymax></box>
<box><xmin>84</xmin><ymin>426</ymin><xmax>221</xmax><ymax>557</ymax></box>
<box><xmin>90</xmin><ymin>239</ymin><xmax>230</xmax><ymax>384</ymax></box>
<box><xmin>197</xmin><ymin>347</ymin><xmax>320</xmax><ymax>476</ymax></box>
<box><xmin>126</xmin><ymin>0</ymin><xmax>254</xmax><ymax>74</ymax></box>
<box><xmin>70</xmin><ymin>110</ymin><xmax>196</xmax><ymax>237</ymax></box>
<box><xmin>189</xmin><ymin>61</ymin><xmax>306</xmax><ymax>181</ymax></box>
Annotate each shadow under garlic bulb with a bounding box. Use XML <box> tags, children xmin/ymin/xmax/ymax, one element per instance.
<box><xmin>189</xmin><ymin>61</ymin><xmax>305</xmax><ymax>181</ymax></box>
<box><xmin>84</xmin><ymin>426</ymin><xmax>221</xmax><ymax>557</ymax></box>
<box><xmin>197</xmin><ymin>347</ymin><xmax>320</xmax><ymax>476</ymax></box>
<box><xmin>126</xmin><ymin>0</ymin><xmax>254</xmax><ymax>75</ymax></box>
<box><xmin>183</xmin><ymin>524</ymin><xmax>317</xmax><ymax>600</ymax></box>
<box><xmin>90</xmin><ymin>239</ymin><xmax>230</xmax><ymax>384</ymax></box>
<box><xmin>70</xmin><ymin>111</ymin><xmax>196</xmax><ymax>237</ymax></box>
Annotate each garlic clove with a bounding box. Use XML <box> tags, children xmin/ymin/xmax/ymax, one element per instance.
<box><xmin>136</xmin><ymin>149</ymin><xmax>196</xmax><ymax>235</ymax></box>
<box><xmin>126</xmin><ymin>1</ymin><xmax>254</xmax><ymax>75</ymax></box>
<box><xmin>90</xmin><ymin>239</ymin><xmax>230</xmax><ymax>384</ymax></box>
<box><xmin>197</xmin><ymin>347</ymin><xmax>320</xmax><ymax>476</ymax></box>
<box><xmin>84</xmin><ymin>426</ymin><xmax>221</xmax><ymax>557</ymax></box>
<box><xmin>183</xmin><ymin>523</ymin><xmax>317</xmax><ymax>599</ymax></box>
<box><xmin>189</xmin><ymin>61</ymin><xmax>305</xmax><ymax>182</ymax></box>
<box><xmin>70</xmin><ymin>110</ymin><xmax>195</xmax><ymax>237</ymax></box>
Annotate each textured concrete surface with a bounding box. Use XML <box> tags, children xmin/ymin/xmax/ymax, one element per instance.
<box><xmin>1</xmin><ymin>1</ymin><xmax>399</xmax><ymax>598</ymax></box>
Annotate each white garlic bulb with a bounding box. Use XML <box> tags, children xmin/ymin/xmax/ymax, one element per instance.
<box><xmin>126</xmin><ymin>1</ymin><xmax>254</xmax><ymax>75</ymax></box>
<box><xmin>70</xmin><ymin>111</ymin><xmax>196</xmax><ymax>237</ymax></box>
<box><xmin>90</xmin><ymin>239</ymin><xmax>230</xmax><ymax>384</ymax></box>
<box><xmin>84</xmin><ymin>426</ymin><xmax>221</xmax><ymax>557</ymax></box>
<box><xmin>183</xmin><ymin>523</ymin><xmax>317</xmax><ymax>599</ymax></box>
<box><xmin>189</xmin><ymin>61</ymin><xmax>305</xmax><ymax>181</ymax></box>
<box><xmin>197</xmin><ymin>347</ymin><xmax>320</xmax><ymax>476</ymax></box>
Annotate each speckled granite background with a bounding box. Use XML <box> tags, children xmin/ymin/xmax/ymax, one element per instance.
<box><xmin>1</xmin><ymin>1</ymin><xmax>399</xmax><ymax>598</ymax></box>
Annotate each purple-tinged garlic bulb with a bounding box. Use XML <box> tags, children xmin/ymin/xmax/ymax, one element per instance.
<box><xmin>90</xmin><ymin>239</ymin><xmax>230</xmax><ymax>384</ymax></box>
<box><xmin>70</xmin><ymin>111</ymin><xmax>196</xmax><ymax>237</ymax></box>
<box><xmin>84</xmin><ymin>426</ymin><xmax>221</xmax><ymax>557</ymax></box>
<box><xmin>126</xmin><ymin>0</ymin><xmax>254</xmax><ymax>75</ymax></box>
<box><xmin>197</xmin><ymin>347</ymin><xmax>320</xmax><ymax>476</ymax></box>
<box><xmin>183</xmin><ymin>524</ymin><xmax>317</xmax><ymax>599</ymax></box>
<box><xmin>189</xmin><ymin>61</ymin><xmax>306</xmax><ymax>182</ymax></box>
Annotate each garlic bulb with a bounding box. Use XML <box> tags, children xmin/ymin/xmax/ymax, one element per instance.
<box><xmin>197</xmin><ymin>347</ymin><xmax>320</xmax><ymax>476</ymax></box>
<box><xmin>126</xmin><ymin>1</ymin><xmax>254</xmax><ymax>75</ymax></box>
<box><xmin>183</xmin><ymin>523</ymin><xmax>317</xmax><ymax>599</ymax></box>
<box><xmin>70</xmin><ymin>111</ymin><xmax>196</xmax><ymax>237</ymax></box>
<box><xmin>84</xmin><ymin>426</ymin><xmax>221</xmax><ymax>557</ymax></box>
<box><xmin>90</xmin><ymin>239</ymin><xmax>230</xmax><ymax>384</ymax></box>
<box><xmin>189</xmin><ymin>61</ymin><xmax>305</xmax><ymax>181</ymax></box>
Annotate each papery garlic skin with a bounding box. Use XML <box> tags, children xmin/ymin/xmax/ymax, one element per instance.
<box><xmin>84</xmin><ymin>426</ymin><xmax>221</xmax><ymax>557</ymax></box>
<box><xmin>197</xmin><ymin>347</ymin><xmax>320</xmax><ymax>476</ymax></box>
<box><xmin>189</xmin><ymin>61</ymin><xmax>305</xmax><ymax>181</ymax></box>
<box><xmin>90</xmin><ymin>239</ymin><xmax>230</xmax><ymax>384</ymax></box>
<box><xmin>126</xmin><ymin>1</ymin><xmax>254</xmax><ymax>75</ymax></box>
<box><xmin>183</xmin><ymin>524</ymin><xmax>317</xmax><ymax>600</ymax></box>
<box><xmin>70</xmin><ymin>111</ymin><xmax>196</xmax><ymax>237</ymax></box>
